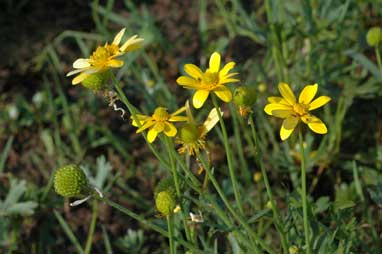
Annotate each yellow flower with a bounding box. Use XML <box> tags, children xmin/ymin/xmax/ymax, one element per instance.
<box><xmin>176</xmin><ymin>52</ymin><xmax>239</xmax><ymax>109</ymax></box>
<box><xmin>67</xmin><ymin>28</ymin><xmax>143</xmax><ymax>85</ymax></box>
<box><xmin>177</xmin><ymin>101</ymin><xmax>220</xmax><ymax>155</ymax></box>
<box><xmin>131</xmin><ymin>107</ymin><xmax>188</xmax><ymax>143</ymax></box>
<box><xmin>264</xmin><ymin>83</ymin><xmax>331</xmax><ymax>141</ymax></box>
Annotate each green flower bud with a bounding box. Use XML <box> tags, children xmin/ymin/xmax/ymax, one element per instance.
<box><xmin>233</xmin><ymin>86</ymin><xmax>257</xmax><ymax>107</ymax></box>
<box><xmin>366</xmin><ymin>27</ymin><xmax>382</xmax><ymax>47</ymax></box>
<box><xmin>155</xmin><ymin>191</ymin><xmax>176</xmax><ymax>215</ymax></box>
<box><xmin>289</xmin><ymin>246</ymin><xmax>299</xmax><ymax>254</ymax></box>
<box><xmin>179</xmin><ymin>123</ymin><xmax>200</xmax><ymax>144</ymax></box>
<box><xmin>154</xmin><ymin>177</ymin><xmax>176</xmax><ymax>197</ymax></box>
<box><xmin>81</xmin><ymin>71</ymin><xmax>109</xmax><ymax>91</ymax></box>
<box><xmin>54</xmin><ymin>164</ymin><xmax>89</xmax><ymax>198</ymax></box>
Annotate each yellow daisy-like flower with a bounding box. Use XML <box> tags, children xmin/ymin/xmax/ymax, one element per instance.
<box><xmin>67</xmin><ymin>28</ymin><xmax>144</xmax><ymax>85</ymax></box>
<box><xmin>177</xmin><ymin>101</ymin><xmax>220</xmax><ymax>155</ymax></box>
<box><xmin>131</xmin><ymin>107</ymin><xmax>188</xmax><ymax>143</ymax></box>
<box><xmin>264</xmin><ymin>83</ymin><xmax>331</xmax><ymax>141</ymax></box>
<box><xmin>176</xmin><ymin>52</ymin><xmax>239</xmax><ymax>109</ymax></box>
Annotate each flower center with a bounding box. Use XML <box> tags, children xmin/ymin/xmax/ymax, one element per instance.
<box><xmin>153</xmin><ymin>107</ymin><xmax>170</xmax><ymax>121</ymax></box>
<box><xmin>89</xmin><ymin>44</ymin><xmax>119</xmax><ymax>66</ymax></box>
<box><xmin>201</xmin><ymin>71</ymin><xmax>219</xmax><ymax>89</ymax></box>
<box><xmin>293</xmin><ymin>103</ymin><xmax>309</xmax><ymax>116</ymax></box>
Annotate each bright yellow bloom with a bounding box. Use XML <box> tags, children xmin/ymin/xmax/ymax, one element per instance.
<box><xmin>131</xmin><ymin>107</ymin><xmax>188</xmax><ymax>143</ymax></box>
<box><xmin>67</xmin><ymin>28</ymin><xmax>143</xmax><ymax>85</ymax></box>
<box><xmin>264</xmin><ymin>83</ymin><xmax>331</xmax><ymax>141</ymax></box>
<box><xmin>176</xmin><ymin>52</ymin><xmax>239</xmax><ymax>109</ymax></box>
<box><xmin>177</xmin><ymin>101</ymin><xmax>220</xmax><ymax>155</ymax></box>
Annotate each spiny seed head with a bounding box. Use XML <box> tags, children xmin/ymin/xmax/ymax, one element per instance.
<box><xmin>366</xmin><ymin>27</ymin><xmax>382</xmax><ymax>47</ymax></box>
<box><xmin>179</xmin><ymin>123</ymin><xmax>200</xmax><ymax>144</ymax></box>
<box><xmin>155</xmin><ymin>191</ymin><xmax>176</xmax><ymax>216</ymax></box>
<box><xmin>233</xmin><ymin>86</ymin><xmax>257</xmax><ymax>107</ymax></box>
<box><xmin>81</xmin><ymin>71</ymin><xmax>109</xmax><ymax>91</ymax></box>
<box><xmin>54</xmin><ymin>164</ymin><xmax>88</xmax><ymax>198</ymax></box>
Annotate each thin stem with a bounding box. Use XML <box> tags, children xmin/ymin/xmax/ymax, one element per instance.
<box><xmin>375</xmin><ymin>46</ymin><xmax>382</xmax><ymax>75</ymax></box>
<box><xmin>299</xmin><ymin>129</ymin><xmax>311</xmax><ymax>254</ymax></box>
<box><xmin>248</xmin><ymin>115</ymin><xmax>288</xmax><ymax>253</ymax></box>
<box><xmin>211</xmin><ymin>96</ymin><xmax>243</xmax><ymax>214</ymax></box>
<box><xmin>165</xmin><ymin>137</ymin><xmax>192</xmax><ymax>242</ymax></box>
<box><xmin>84</xmin><ymin>200</ymin><xmax>98</xmax><ymax>254</ymax></box>
<box><xmin>196</xmin><ymin>152</ymin><xmax>275</xmax><ymax>254</ymax></box>
<box><xmin>103</xmin><ymin>198</ymin><xmax>202</xmax><ymax>253</ymax></box>
<box><xmin>167</xmin><ymin>215</ymin><xmax>176</xmax><ymax>254</ymax></box>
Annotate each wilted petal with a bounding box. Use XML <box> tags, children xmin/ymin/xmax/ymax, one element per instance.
<box><xmin>73</xmin><ymin>58</ymin><xmax>91</xmax><ymax>69</ymax></box>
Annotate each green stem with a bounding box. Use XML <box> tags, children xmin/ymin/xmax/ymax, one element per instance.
<box><xmin>248</xmin><ymin>115</ymin><xmax>288</xmax><ymax>253</ymax></box>
<box><xmin>375</xmin><ymin>46</ymin><xmax>382</xmax><ymax>75</ymax></box>
<box><xmin>211</xmin><ymin>96</ymin><xmax>244</xmax><ymax>215</ymax></box>
<box><xmin>84</xmin><ymin>200</ymin><xmax>98</xmax><ymax>254</ymax></box>
<box><xmin>167</xmin><ymin>215</ymin><xmax>176</xmax><ymax>254</ymax></box>
<box><xmin>103</xmin><ymin>198</ymin><xmax>202</xmax><ymax>253</ymax></box>
<box><xmin>196</xmin><ymin>152</ymin><xmax>274</xmax><ymax>254</ymax></box>
<box><xmin>165</xmin><ymin>137</ymin><xmax>192</xmax><ymax>242</ymax></box>
<box><xmin>298</xmin><ymin>129</ymin><xmax>311</xmax><ymax>254</ymax></box>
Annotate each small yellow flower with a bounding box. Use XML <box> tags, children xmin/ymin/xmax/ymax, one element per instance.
<box><xmin>253</xmin><ymin>172</ymin><xmax>262</xmax><ymax>183</ymax></box>
<box><xmin>177</xmin><ymin>101</ymin><xmax>220</xmax><ymax>155</ymax></box>
<box><xmin>131</xmin><ymin>107</ymin><xmax>188</xmax><ymax>143</ymax></box>
<box><xmin>176</xmin><ymin>52</ymin><xmax>239</xmax><ymax>109</ymax></box>
<box><xmin>67</xmin><ymin>28</ymin><xmax>143</xmax><ymax>85</ymax></box>
<box><xmin>264</xmin><ymin>83</ymin><xmax>331</xmax><ymax>141</ymax></box>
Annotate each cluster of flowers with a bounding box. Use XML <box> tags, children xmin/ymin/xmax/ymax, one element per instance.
<box><xmin>56</xmin><ymin>28</ymin><xmax>331</xmax><ymax>214</ymax></box>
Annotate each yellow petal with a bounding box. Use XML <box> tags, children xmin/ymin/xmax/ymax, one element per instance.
<box><xmin>267</xmin><ymin>96</ymin><xmax>289</xmax><ymax>105</ymax></box>
<box><xmin>280</xmin><ymin>117</ymin><xmax>299</xmax><ymax>141</ymax></box>
<box><xmin>220</xmin><ymin>78</ymin><xmax>240</xmax><ymax>84</ymax></box>
<box><xmin>184</xmin><ymin>64</ymin><xmax>203</xmax><ymax>79</ymax></box>
<box><xmin>298</xmin><ymin>84</ymin><xmax>318</xmax><ymax>104</ymax></box>
<box><xmin>169</xmin><ymin>116</ymin><xmax>188</xmax><ymax>122</ymax></box>
<box><xmin>120</xmin><ymin>35</ymin><xmax>144</xmax><ymax>52</ymax></box>
<box><xmin>309</xmin><ymin>96</ymin><xmax>331</xmax><ymax>111</ymax></box>
<box><xmin>193</xmin><ymin>90</ymin><xmax>210</xmax><ymax>109</ymax></box>
<box><xmin>176</xmin><ymin>76</ymin><xmax>198</xmax><ymax>88</ymax></box>
<box><xmin>163</xmin><ymin>122</ymin><xmax>177</xmax><ymax>137</ymax></box>
<box><xmin>73</xmin><ymin>58</ymin><xmax>90</xmax><ymax>69</ymax></box>
<box><xmin>107</xmin><ymin>59</ymin><xmax>124</xmax><ymax>68</ymax></box>
<box><xmin>171</xmin><ymin>106</ymin><xmax>186</xmax><ymax>116</ymax></box>
<box><xmin>113</xmin><ymin>28</ymin><xmax>126</xmax><ymax>45</ymax></box>
<box><xmin>153</xmin><ymin>122</ymin><xmax>165</xmax><ymax>132</ymax></box>
<box><xmin>72</xmin><ymin>72</ymin><xmax>90</xmax><ymax>85</ymax></box>
<box><xmin>136</xmin><ymin>119</ymin><xmax>155</xmax><ymax>133</ymax></box>
<box><xmin>131</xmin><ymin>114</ymin><xmax>150</xmax><ymax>127</ymax></box>
<box><xmin>278</xmin><ymin>82</ymin><xmax>296</xmax><ymax>105</ymax></box>
<box><xmin>209</xmin><ymin>52</ymin><xmax>221</xmax><ymax>73</ymax></box>
<box><xmin>66</xmin><ymin>69</ymin><xmax>84</xmax><ymax>77</ymax></box>
<box><xmin>213</xmin><ymin>86</ymin><xmax>232</xmax><ymax>102</ymax></box>
<box><xmin>302</xmin><ymin>115</ymin><xmax>327</xmax><ymax>134</ymax></box>
<box><xmin>219</xmin><ymin>62</ymin><xmax>235</xmax><ymax>77</ymax></box>
<box><xmin>264</xmin><ymin>103</ymin><xmax>292</xmax><ymax>116</ymax></box>
<box><xmin>147</xmin><ymin>128</ymin><xmax>158</xmax><ymax>143</ymax></box>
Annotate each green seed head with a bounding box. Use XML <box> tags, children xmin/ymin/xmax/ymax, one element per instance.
<box><xmin>54</xmin><ymin>164</ymin><xmax>88</xmax><ymax>198</ymax></box>
<box><xmin>179</xmin><ymin>123</ymin><xmax>200</xmax><ymax>144</ymax></box>
<box><xmin>155</xmin><ymin>191</ymin><xmax>176</xmax><ymax>216</ymax></box>
<box><xmin>233</xmin><ymin>86</ymin><xmax>257</xmax><ymax>107</ymax></box>
<box><xmin>81</xmin><ymin>71</ymin><xmax>109</xmax><ymax>91</ymax></box>
<box><xmin>366</xmin><ymin>26</ymin><xmax>382</xmax><ymax>47</ymax></box>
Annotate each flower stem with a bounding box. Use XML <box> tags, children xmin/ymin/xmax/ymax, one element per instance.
<box><xmin>196</xmin><ymin>152</ymin><xmax>274</xmax><ymax>254</ymax></box>
<box><xmin>211</xmin><ymin>95</ymin><xmax>244</xmax><ymax>215</ymax></box>
<box><xmin>103</xmin><ymin>198</ymin><xmax>202</xmax><ymax>252</ymax></box>
<box><xmin>248</xmin><ymin>115</ymin><xmax>288</xmax><ymax>253</ymax></box>
<box><xmin>167</xmin><ymin>215</ymin><xmax>176</xmax><ymax>254</ymax></box>
<box><xmin>165</xmin><ymin>137</ymin><xmax>192</xmax><ymax>242</ymax></box>
<box><xmin>298</xmin><ymin>129</ymin><xmax>311</xmax><ymax>254</ymax></box>
<box><xmin>84</xmin><ymin>200</ymin><xmax>98</xmax><ymax>254</ymax></box>
<box><xmin>375</xmin><ymin>46</ymin><xmax>382</xmax><ymax>75</ymax></box>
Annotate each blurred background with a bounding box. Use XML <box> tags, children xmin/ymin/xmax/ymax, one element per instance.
<box><xmin>0</xmin><ymin>0</ymin><xmax>382</xmax><ymax>253</ymax></box>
